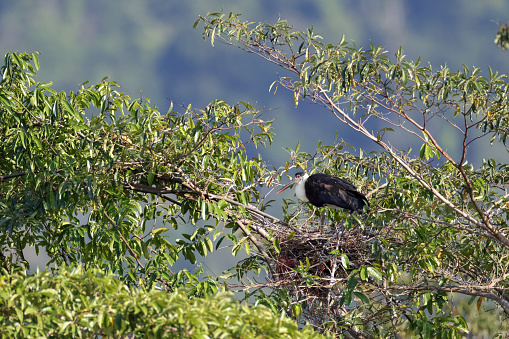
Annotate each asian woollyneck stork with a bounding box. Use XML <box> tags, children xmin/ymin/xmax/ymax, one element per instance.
<box><xmin>276</xmin><ymin>172</ymin><xmax>369</xmax><ymax>213</ymax></box>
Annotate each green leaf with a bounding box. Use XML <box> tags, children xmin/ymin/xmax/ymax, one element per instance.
<box><xmin>354</xmin><ymin>292</ymin><xmax>370</xmax><ymax>304</ymax></box>
<box><xmin>204</xmin><ymin>237</ymin><xmax>213</xmax><ymax>253</ymax></box>
<box><xmin>32</xmin><ymin>52</ymin><xmax>40</xmax><ymax>70</ymax></box>
<box><xmin>152</xmin><ymin>228</ymin><xmax>169</xmax><ymax>235</ymax></box>
<box><xmin>467</xmin><ymin>294</ymin><xmax>477</xmax><ymax>305</ymax></box>
<box><xmin>147</xmin><ymin>172</ymin><xmax>155</xmax><ymax>186</ymax></box>
<box><xmin>340</xmin><ymin>254</ymin><xmax>349</xmax><ymax>269</ymax></box>
<box><xmin>419</xmin><ymin>143</ymin><xmax>433</xmax><ymax>160</ymax></box>
<box><xmin>201</xmin><ymin>201</ymin><xmax>208</xmax><ymax>220</ymax></box>
<box><xmin>367</xmin><ymin>266</ymin><xmax>383</xmax><ymax>281</ymax></box>
<box><xmin>61</xmin><ymin>99</ymin><xmax>82</xmax><ymax>122</ymax></box>
<box><xmin>196</xmin><ymin>240</ymin><xmax>207</xmax><ymax>257</ymax></box>
<box><xmin>291</xmin><ymin>303</ymin><xmax>302</xmax><ymax>321</ymax></box>
<box><xmin>141</xmin><ymin>241</ymin><xmax>150</xmax><ymax>260</ymax></box>
<box><xmin>211</xmin><ymin>26</ymin><xmax>216</xmax><ymax>46</ymax></box>
<box><xmin>232</xmin><ymin>243</ymin><xmax>242</xmax><ymax>256</ymax></box>
<box><xmin>288</xmin><ymin>231</ymin><xmax>295</xmax><ymax>240</ymax></box>
<box><xmin>360</xmin><ymin>266</ymin><xmax>367</xmax><ymax>281</ymax></box>
<box><xmin>347</xmin><ymin>277</ymin><xmax>358</xmax><ymax>291</ymax></box>
<box><xmin>272</xmin><ymin>237</ymin><xmax>281</xmax><ymax>254</ymax></box>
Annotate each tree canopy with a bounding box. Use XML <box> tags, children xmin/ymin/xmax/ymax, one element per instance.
<box><xmin>1</xmin><ymin>10</ymin><xmax>509</xmax><ymax>338</ymax></box>
<box><xmin>195</xmin><ymin>11</ymin><xmax>509</xmax><ymax>337</ymax></box>
<box><xmin>0</xmin><ymin>265</ymin><xmax>326</xmax><ymax>338</ymax></box>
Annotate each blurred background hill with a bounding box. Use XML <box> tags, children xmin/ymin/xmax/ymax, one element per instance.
<box><xmin>2</xmin><ymin>1</ymin><xmax>508</xmax><ymax>164</ymax></box>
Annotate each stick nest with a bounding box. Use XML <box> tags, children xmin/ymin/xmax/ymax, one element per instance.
<box><xmin>269</xmin><ymin>223</ymin><xmax>378</xmax><ymax>300</ymax></box>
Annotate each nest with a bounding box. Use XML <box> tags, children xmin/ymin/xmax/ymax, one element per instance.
<box><xmin>269</xmin><ymin>222</ymin><xmax>378</xmax><ymax>302</ymax></box>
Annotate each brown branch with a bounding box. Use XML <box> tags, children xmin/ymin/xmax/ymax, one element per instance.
<box><xmin>358</xmin><ymin>82</ymin><xmax>504</xmax><ymax>247</ymax></box>
<box><xmin>235</xmin><ymin>219</ymin><xmax>274</xmax><ymax>267</ymax></box>
<box><xmin>0</xmin><ymin>172</ymin><xmax>26</xmax><ymax>182</ymax></box>
<box><xmin>366</xmin><ymin>183</ymin><xmax>388</xmax><ymax>199</ymax></box>
<box><xmin>315</xmin><ymin>85</ymin><xmax>509</xmax><ymax>249</ymax></box>
<box><xmin>103</xmin><ymin>210</ymin><xmax>144</xmax><ymax>269</ymax></box>
<box><xmin>123</xmin><ymin>182</ymin><xmax>284</xmax><ymax>238</ymax></box>
<box><xmin>123</xmin><ymin>182</ymin><xmax>181</xmax><ymax>205</ymax></box>
<box><xmin>389</xmin><ymin>284</ymin><xmax>509</xmax><ymax>311</ymax></box>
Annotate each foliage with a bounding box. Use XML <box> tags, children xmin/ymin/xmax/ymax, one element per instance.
<box><xmin>0</xmin><ymin>265</ymin><xmax>327</xmax><ymax>338</ymax></box>
<box><xmin>3</xmin><ymin>8</ymin><xmax>509</xmax><ymax>337</ymax></box>
<box><xmin>0</xmin><ymin>50</ymin><xmax>276</xmax><ymax>283</ymax></box>
<box><xmin>0</xmin><ymin>50</ymin><xmax>328</xmax><ymax>336</ymax></box>
<box><xmin>196</xmin><ymin>11</ymin><xmax>509</xmax><ymax>337</ymax></box>
<box><xmin>495</xmin><ymin>21</ymin><xmax>509</xmax><ymax>51</ymax></box>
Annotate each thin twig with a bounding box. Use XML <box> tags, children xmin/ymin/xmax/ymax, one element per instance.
<box><xmin>103</xmin><ymin>210</ymin><xmax>144</xmax><ymax>269</ymax></box>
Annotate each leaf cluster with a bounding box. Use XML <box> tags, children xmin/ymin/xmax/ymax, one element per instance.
<box><xmin>0</xmin><ymin>50</ymin><xmax>278</xmax><ymax>294</ymax></box>
<box><xmin>0</xmin><ymin>265</ymin><xmax>327</xmax><ymax>338</ymax></box>
<box><xmin>197</xmin><ymin>11</ymin><xmax>509</xmax><ymax>337</ymax></box>
<box><xmin>495</xmin><ymin>21</ymin><xmax>509</xmax><ymax>51</ymax></box>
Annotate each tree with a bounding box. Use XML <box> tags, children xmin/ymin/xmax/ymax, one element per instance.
<box><xmin>0</xmin><ymin>51</ymin><xmax>324</xmax><ymax>337</ymax></box>
<box><xmin>194</xmin><ymin>11</ymin><xmax>509</xmax><ymax>337</ymax></box>
<box><xmin>2</xmin><ymin>9</ymin><xmax>509</xmax><ymax>338</ymax></box>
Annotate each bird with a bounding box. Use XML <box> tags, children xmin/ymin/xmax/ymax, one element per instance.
<box><xmin>276</xmin><ymin>172</ymin><xmax>368</xmax><ymax>213</ymax></box>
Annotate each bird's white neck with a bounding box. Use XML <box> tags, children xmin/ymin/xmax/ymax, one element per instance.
<box><xmin>295</xmin><ymin>173</ymin><xmax>309</xmax><ymax>202</ymax></box>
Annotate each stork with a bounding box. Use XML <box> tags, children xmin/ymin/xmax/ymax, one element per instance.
<box><xmin>276</xmin><ymin>172</ymin><xmax>368</xmax><ymax>213</ymax></box>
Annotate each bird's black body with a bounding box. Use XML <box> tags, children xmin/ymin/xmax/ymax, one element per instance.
<box><xmin>277</xmin><ymin>172</ymin><xmax>368</xmax><ymax>213</ymax></box>
<box><xmin>304</xmin><ymin>173</ymin><xmax>368</xmax><ymax>212</ymax></box>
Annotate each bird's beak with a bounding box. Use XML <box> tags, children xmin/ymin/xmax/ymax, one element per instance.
<box><xmin>276</xmin><ymin>178</ymin><xmax>296</xmax><ymax>194</ymax></box>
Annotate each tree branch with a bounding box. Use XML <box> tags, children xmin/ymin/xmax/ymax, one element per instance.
<box><xmin>103</xmin><ymin>210</ymin><xmax>145</xmax><ymax>270</ymax></box>
<box><xmin>315</xmin><ymin>85</ymin><xmax>509</xmax><ymax>249</ymax></box>
<box><xmin>235</xmin><ymin>219</ymin><xmax>274</xmax><ymax>269</ymax></box>
<box><xmin>389</xmin><ymin>284</ymin><xmax>509</xmax><ymax>312</ymax></box>
<box><xmin>0</xmin><ymin>172</ymin><xmax>26</xmax><ymax>183</ymax></box>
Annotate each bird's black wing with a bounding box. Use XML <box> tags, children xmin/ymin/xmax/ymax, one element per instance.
<box><xmin>306</xmin><ymin>174</ymin><xmax>368</xmax><ymax>212</ymax></box>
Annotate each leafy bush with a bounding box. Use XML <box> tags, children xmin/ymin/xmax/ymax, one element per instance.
<box><xmin>0</xmin><ymin>265</ymin><xmax>328</xmax><ymax>338</ymax></box>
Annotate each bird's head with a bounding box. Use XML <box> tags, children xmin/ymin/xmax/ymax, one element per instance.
<box><xmin>276</xmin><ymin>172</ymin><xmax>308</xmax><ymax>194</ymax></box>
